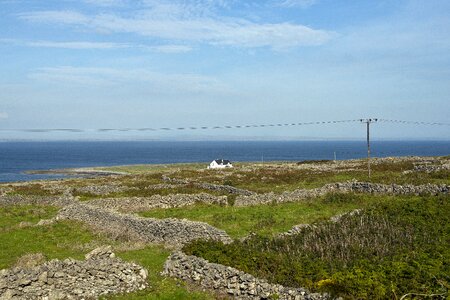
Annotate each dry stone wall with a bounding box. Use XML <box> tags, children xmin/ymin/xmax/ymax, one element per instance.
<box><xmin>162</xmin><ymin>176</ymin><xmax>255</xmax><ymax>196</ymax></box>
<box><xmin>277</xmin><ymin>209</ymin><xmax>363</xmax><ymax>238</ymax></box>
<box><xmin>87</xmin><ymin>193</ymin><xmax>227</xmax><ymax>212</ymax></box>
<box><xmin>74</xmin><ymin>184</ymin><xmax>127</xmax><ymax>196</ymax></box>
<box><xmin>235</xmin><ymin>182</ymin><xmax>450</xmax><ymax>206</ymax></box>
<box><xmin>57</xmin><ymin>203</ymin><xmax>232</xmax><ymax>247</ymax></box>
<box><xmin>0</xmin><ymin>246</ymin><xmax>147</xmax><ymax>300</ymax></box>
<box><xmin>0</xmin><ymin>194</ymin><xmax>75</xmax><ymax>208</ymax></box>
<box><xmin>413</xmin><ymin>163</ymin><xmax>450</xmax><ymax>173</ymax></box>
<box><xmin>163</xmin><ymin>251</ymin><xmax>328</xmax><ymax>300</ymax></box>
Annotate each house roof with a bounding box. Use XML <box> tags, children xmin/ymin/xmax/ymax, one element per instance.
<box><xmin>213</xmin><ymin>159</ymin><xmax>231</xmax><ymax>165</ymax></box>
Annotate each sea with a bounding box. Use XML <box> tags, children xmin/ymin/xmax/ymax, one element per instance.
<box><xmin>0</xmin><ymin>140</ymin><xmax>449</xmax><ymax>183</ymax></box>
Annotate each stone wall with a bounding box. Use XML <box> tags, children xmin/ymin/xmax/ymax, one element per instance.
<box><xmin>162</xmin><ymin>176</ymin><xmax>255</xmax><ymax>196</ymax></box>
<box><xmin>277</xmin><ymin>209</ymin><xmax>363</xmax><ymax>238</ymax></box>
<box><xmin>74</xmin><ymin>184</ymin><xmax>128</xmax><ymax>196</ymax></box>
<box><xmin>87</xmin><ymin>192</ymin><xmax>228</xmax><ymax>212</ymax></box>
<box><xmin>57</xmin><ymin>203</ymin><xmax>232</xmax><ymax>247</ymax></box>
<box><xmin>234</xmin><ymin>182</ymin><xmax>450</xmax><ymax>206</ymax></box>
<box><xmin>0</xmin><ymin>246</ymin><xmax>147</xmax><ymax>300</ymax></box>
<box><xmin>413</xmin><ymin>163</ymin><xmax>450</xmax><ymax>173</ymax></box>
<box><xmin>163</xmin><ymin>251</ymin><xmax>328</xmax><ymax>300</ymax></box>
<box><xmin>0</xmin><ymin>194</ymin><xmax>75</xmax><ymax>208</ymax></box>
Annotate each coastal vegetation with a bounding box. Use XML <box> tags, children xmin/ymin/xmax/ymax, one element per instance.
<box><xmin>183</xmin><ymin>194</ymin><xmax>450</xmax><ymax>299</ymax></box>
<box><xmin>0</xmin><ymin>156</ymin><xmax>449</xmax><ymax>299</ymax></box>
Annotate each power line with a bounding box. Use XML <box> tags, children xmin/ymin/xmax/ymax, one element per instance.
<box><xmin>0</xmin><ymin>118</ymin><xmax>448</xmax><ymax>133</ymax></box>
<box><xmin>378</xmin><ymin>119</ymin><xmax>450</xmax><ymax>126</ymax></box>
<box><xmin>0</xmin><ymin>119</ymin><xmax>360</xmax><ymax>133</ymax></box>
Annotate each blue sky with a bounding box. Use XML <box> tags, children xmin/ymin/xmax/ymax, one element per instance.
<box><xmin>0</xmin><ymin>0</ymin><xmax>449</xmax><ymax>140</ymax></box>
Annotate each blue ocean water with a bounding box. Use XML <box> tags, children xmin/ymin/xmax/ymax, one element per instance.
<box><xmin>0</xmin><ymin>140</ymin><xmax>449</xmax><ymax>183</ymax></box>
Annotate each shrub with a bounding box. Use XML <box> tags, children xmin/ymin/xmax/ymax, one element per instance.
<box><xmin>184</xmin><ymin>195</ymin><xmax>450</xmax><ymax>299</ymax></box>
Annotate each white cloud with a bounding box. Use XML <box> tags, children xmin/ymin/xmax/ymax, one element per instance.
<box><xmin>277</xmin><ymin>0</ymin><xmax>317</xmax><ymax>8</ymax></box>
<box><xmin>0</xmin><ymin>112</ymin><xmax>8</xmax><ymax>120</ymax></box>
<box><xmin>19</xmin><ymin>7</ymin><xmax>333</xmax><ymax>49</ymax></box>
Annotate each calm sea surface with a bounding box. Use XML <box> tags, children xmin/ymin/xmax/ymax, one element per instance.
<box><xmin>0</xmin><ymin>140</ymin><xmax>449</xmax><ymax>183</ymax></box>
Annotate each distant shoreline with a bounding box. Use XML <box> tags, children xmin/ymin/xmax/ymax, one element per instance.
<box><xmin>1</xmin><ymin>140</ymin><xmax>448</xmax><ymax>183</ymax></box>
<box><xmin>25</xmin><ymin>168</ymin><xmax>127</xmax><ymax>177</ymax></box>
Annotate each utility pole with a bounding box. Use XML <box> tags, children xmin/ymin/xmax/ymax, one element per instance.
<box><xmin>360</xmin><ymin>118</ymin><xmax>378</xmax><ymax>178</ymax></box>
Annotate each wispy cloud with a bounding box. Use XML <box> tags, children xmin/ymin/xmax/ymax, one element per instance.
<box><xmin>18</xmin><ymin>5</ymin><xmax>333</xmax><ymax>49</ymax></box>
<box><xmin>1</xmin><ymin>38</ymin><xmax>193</xmax><ymax>53</ymax></box>
<box><xmin>276</xmin><ymin>0</ymin><xmax>317</xmax><ymax>8</ymax></box>
<box><xmin>0</xmin><ymin>112</ymin><xmax>8</xmax><ymax>120</ymax></box>
<box><xmin>28</xmin><ymin>40</ymin><xmax>129</xmax><ymax>49</ymax></box>
<box><xmin>28</xmin><ymin>66</ymin><xmax>229</xmax><ymax>94</ymax></box>
<box><xmin>19</xmin><ymin>10</ymin><xmax>89</xmax><ymax>24</ymax></box>
<box><xmin>146</xmin><ymin>44</ymin><xmax>193</xmax><ymax>53</ymax></box>
<box><xmin>82</xmin><ymin>0</ymin><xmax>125</xmax><ymax>6</ymax></box>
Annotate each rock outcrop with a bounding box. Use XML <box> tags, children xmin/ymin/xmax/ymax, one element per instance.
<box><xmin>0</xmin><ymin>246</ymin><xmax>147</xmax><ymax>300</ymax></box>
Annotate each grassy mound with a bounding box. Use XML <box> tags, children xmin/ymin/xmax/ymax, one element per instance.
<box><xmin>184</xmin><ymin>195</ymin><xmax>450</xmax><ymax>299</ymax></box>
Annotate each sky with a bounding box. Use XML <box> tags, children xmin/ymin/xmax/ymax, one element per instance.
<box><xmin>0</xmin><ymin>0</ymin><xmax>449</xmax><ymax>140</ymax></box>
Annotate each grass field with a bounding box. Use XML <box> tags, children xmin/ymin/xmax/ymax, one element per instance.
<box><xmin>140</xmin><ymin>193</ymin><xmax>391</xmax><ymax>238</ymax></box>
<box><xmin>1</xmin><ymin>156</ymin><xmax>449</xmax><ymax>299</ymax></box>
<box><xmin>0</xmin><ymin>205</ymin><xmax>213</xmax><ymax>300</ymax></box>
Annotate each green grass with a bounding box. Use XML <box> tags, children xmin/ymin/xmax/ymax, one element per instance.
<box><xmin>0</xmin><ymin>220</ymin><xmax>110</xmax><ymax>269</ymax></box>
<box><xmin>109</xmin><ymin>247</ymin><xmax>213</xmax><ymax>300</ymax></box>
<box><xmin>0</xmin><ymin>205</ymin><xmax>59</xmax><ymax>231</ymax></box>
<box><xmin>184</xmin><ymin>195</ymin><xmax>450</xmax><ymax>299</ymax></box>
<box><xmin>140</xmin><ymin>193</ymin><xmax>388</xmax><ymax>238</ymax></box>
<box><xmin>0</xmin><ymin>205</ymin><xmax>212</xmax><ymax>299</ymax></box>
<box><xmin>0</xmin><ymin>205</ymin><xmax>114</xmax><ymax>269</ymax></box>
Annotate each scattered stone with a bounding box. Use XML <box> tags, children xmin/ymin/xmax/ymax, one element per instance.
<box><xmin>36</xmin><ymin>219</ymin><xmax>55</xmax><ymax>226</ymax></box>
<box><xmin>17</xmin><ymin>221</ymin><xmax>33</xmax><ymax>229</ymax></box>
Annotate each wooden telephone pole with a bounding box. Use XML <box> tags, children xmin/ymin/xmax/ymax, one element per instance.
<box><xmin>360</xmin><ymin>118</ymin><xmax>378</xmax><ymax>178</ymax></box>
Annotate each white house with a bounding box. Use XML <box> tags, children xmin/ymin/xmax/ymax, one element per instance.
<box><xmin>207</xmin><ymin>159</ymin><xmax>233</xmax><ymax>169</ymax></box>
